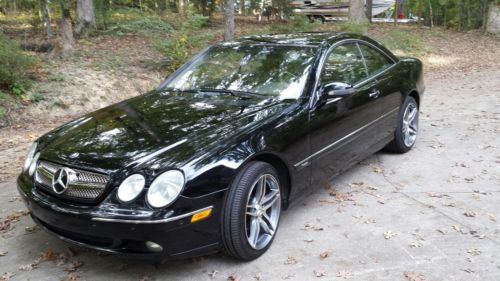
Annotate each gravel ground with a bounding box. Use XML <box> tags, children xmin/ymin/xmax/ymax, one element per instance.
<box><xmin>0</xmin><ymin>67</ymin><xmax>499</xmax><ymax>281</ymax></box>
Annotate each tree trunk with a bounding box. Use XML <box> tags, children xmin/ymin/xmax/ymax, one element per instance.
<box><xmin>178</xmin><ymin>0</ymin><xmax>185</xmax><ymax>14</ymax></box>
<box><xmin>366</xmin><ymin>0</ymin><xmax>372</xmax><ymax>23</ymax></box>
<box><xmin>55</xmin><ymin>17</ymin><xmax>74</xmax><ymax>58</ymax></box>
<box><xmin>348</xmin><ymin>0</ymin><xmax>367</xmax><ymax>23</ymax></box>
<box><xmin>418</xmin><ymin>0</ymin><xmax>422</xmax><ymax>26</ymax></box>
<box><xmin>40</xmin><ymin>0</ymin><xmax>53</xmax><ymax>38</ymax></box>
<box><xmin>481</xmin><ymin>0</ymin><xmax>490</xmax><ymax>32</ymax></box>
<box><xmin>394</xmin><ymin>0</ymin><xmax>398</xmax><ymax>25</ymax></box>
<box><xmin>239</xmin><ymin>0</ymin><xmax>244</xmax><ymax>15</ymax></box>
<box><xmin>224</xmin><ymin>0</ymin><xmax>235</xmax><ymax>41</ymax></box>
<box><xmin>426</xmin><ymin>0</ymin><xmax>433</xmax><ymax>27</ymax></box>
<box><xmin>76</xmin><ymin>0</ymin><xmax>96</xmax><ymax>36</ymax></box>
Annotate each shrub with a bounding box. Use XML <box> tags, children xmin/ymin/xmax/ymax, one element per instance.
<box><xmin>107</xmin><ymin>15</ymin><xmax>174</xmax><ymax>35</ymax></box>
<box><xmin>335</xmin><ymin>21</ymin><xmax>370</xmax><ymax>34</ymax></box>
<box><xmin>155</xmin><ymin>14</ymin><xmax>214</xmax><ymax>72</ymax></box>
<box><xmin>378</xmin><ymin>29</ymin><xmax>424</xmax><ymax>55</ymax></box>
<box><xmin>0</xmin><ymin>33</ymin><xmax>36</xmax><ymax>97</ymax></box>
<box><xmin>269</xmin><ymin>15</ymin><xmax>321</xmax><ymax>33</ymax></box>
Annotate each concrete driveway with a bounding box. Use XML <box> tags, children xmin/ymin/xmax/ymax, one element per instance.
<box><xmin>0</xmin><ymin>68</ymin><xmax>499</xmax><ymax>281</ymax></box>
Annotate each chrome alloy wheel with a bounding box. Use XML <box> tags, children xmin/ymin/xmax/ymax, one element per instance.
<box><xmin>245</xmin><ymin>174</ymin><xmax>281</xmax><ymax>250</ymax></box>
<box><xmin>402</xmin><ymin>102</ymin><xmax>418</xmax><ymax>147</ymax></box>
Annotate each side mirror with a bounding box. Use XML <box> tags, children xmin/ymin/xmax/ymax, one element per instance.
<box><xmin>323</xmin><ymin>82</ymin><xmax>354</xmax><ymax>98</ymax></box>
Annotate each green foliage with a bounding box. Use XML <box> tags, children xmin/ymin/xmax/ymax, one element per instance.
<box><xmin>335</xmin><ymin>21</ymin><xmax>370</xmax><ymax>34</ymax></box>
<box><xmin>106</xmin><ymin>15</ymin><xmax>174</xmax><ymax>35</ymax></box>
<box><xmin>155</xmin><ymin>14</ymin><xmax>214</xmax><ymax>72</ymax></box>
<box><xmin>379</xmin><ymin>29</ymin><xmax>424</xmax><ymax>55</ymax></box>
<box><xmin>29</xmin><ymin>93</ymin><xmax>45</xmax><ymax>103</ymax></box>
<box><xmin>269</xmin><ymin>15</ymin><xmax>321</xmax><ymax>33</ymax></box>
<box><xmin>0</xmin><ymin>33</ymin><xmax>36</xmax><ymax>97</ymax></box>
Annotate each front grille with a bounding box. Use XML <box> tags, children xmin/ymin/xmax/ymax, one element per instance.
<box><xmin>35</xmin><ymin>160</ymin><xmax>110</xmax><ymax>202</ymax></box>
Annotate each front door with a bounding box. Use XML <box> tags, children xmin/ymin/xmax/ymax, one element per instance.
<box><xmin>307</xmin><ymin>42</ymin><xmax>384</xmax><ymax>188</ymax></box>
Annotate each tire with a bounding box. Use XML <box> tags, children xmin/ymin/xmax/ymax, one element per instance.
<box><xmin>221</xmin><ymin>161</ymin><xmax>282</xmax><ymax>260</ymax></box>
<box><xmin>385</xmin><ymin>96</ymin><xmax>419</xmax><ymax>153</ymax></box>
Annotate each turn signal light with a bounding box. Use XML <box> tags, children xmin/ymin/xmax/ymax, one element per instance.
<box><xmin>190</xmin><ymin>208</ymin><xmax>212</xmax><ymax>223</ymax></box>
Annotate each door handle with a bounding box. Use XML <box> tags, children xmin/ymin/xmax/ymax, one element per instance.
<box><xmin>369</xmin><ymin>90</ymin><xmax>380</xmax><ymax>98</ymax></box>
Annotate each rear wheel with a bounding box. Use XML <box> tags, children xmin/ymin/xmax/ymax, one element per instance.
<box><xmin>221</xmin><ymin>161</ymin><xmax>282</xmax><ymax>260</ymax></box>
<box><xmin>385</xmin><ymin>96</ymin><xmax>419</xmax><ymax>153</ymax></box>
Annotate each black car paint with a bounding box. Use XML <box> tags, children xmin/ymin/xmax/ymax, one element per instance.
<box><xmin>17</xmin><ymin>32</ymin><xmax>424</xmax><ymax>259</ymax></box>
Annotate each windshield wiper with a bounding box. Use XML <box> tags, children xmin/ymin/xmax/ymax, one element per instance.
<box><xmin>198</xmin><ymin>88</ymin><xmax>263</xmax><ymax>99</ymax></box>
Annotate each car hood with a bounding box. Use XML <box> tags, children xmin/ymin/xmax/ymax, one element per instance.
<box><xmin>39</xmin><ymin>90</ymin><xmax>287</xmax><ymax>172</ymax></box>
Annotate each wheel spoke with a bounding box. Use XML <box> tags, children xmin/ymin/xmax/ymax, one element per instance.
<box><xmin>407</xmin><ymin>107</ymin><xmax>417</xmax><ymax>122</ymax></box>
<box><xmin>408</xmin><ymin>126</ymin><xmax>417</xmax><ymax>136</ymax></box>
<box><xmin>246</xmin><ymin>205</ymin><xmax>259</xmax><ymax>217</ymax></box>
<box><xmin>248</xmin><ymin>218</ymin><xmax>260</xmax><ymax>247</ymax></box>
<box><xmin>254</xmin><ymin>176</ymin><xmax>266</xmax><ymax>203</ymax></box>
<box><xmin>259</xmin><ymin>216</ymin><xmax>275</xmax><ymax>235</ymax></box>
<box><xmin>261</xmin><ymin>191</ymin><xmax>280</xmax><ymax>210</ymax></box>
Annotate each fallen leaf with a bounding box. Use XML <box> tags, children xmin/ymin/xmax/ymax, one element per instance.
<box><xmin>284</xmin><ymin>256</ymin><xmax>298</xmax><ymax>265</ymax></box>
<box><xmin>319</xmin><ymin>251</ymin><xmax>330</xmax><ymax>260</ymax></box>
<box><xmin>487</xmin><ymin>213</ymin><xmax>496</xmax><ymax>222</ymax></box>
<box><xmin>464</xmin><ymin>211</ymin><xmax>476</xmax><ymax>217</ymax></box>
<box><xmin>19</xmin><ymin>263</ymin><xmax>38</xmax><ymax>271</ymax></box>
<box><xmin>384</xmin><ymin>230</ymin><xmax>397</xmax><ymax>240</ymax></box>
<box><xmin>0</xmin><ymin>252</ymin><xmax>7</xmax><ymax>257</ymax></box>
<box><xmin>336</xmin><ymin>269</ymin><xmax>353</xmax><ymax>279</ymax></box>
<box><xmin>41</xmin><ymin>249</ymin><xmax>57</xmax><ymax>261</ymax></box>
<box><xmin>208</xmin><ymin>270</ymin><xmax>218</xmax><ymax>279</ymax></box>
<box><xmin>228</xmin><ymin>273</ymin><xmax>240</xmax><ymax>281</ymax></box>
<box><xmin>313</xmin><ymin>269</ymin><xmax>326</xmax><ymax>277</ymax></box>
<box><xmin>67</xmin><ymin>273</ymin><xmax>79</xmax><ymax>281</ymax></box>
<box><xmin>282</xmin><ymin>272</ymin><xmax>295</xmax><ymax>279</ymax></box>
<box><xmin>303</xmin><ymin>239</ymin><xmax>314</xmax><ymax>243</ymax></box>
<box><xmin>254</xmin><ymin>273</ymin><xmax>262</xmax><ymax>281</ymax></box>
<box><xmin>437</xmin><ymin>228</ymin><xmax>448</xmax><ymax>235</ymax></box>
<box><xmin>0</xmin><ymin>272</ymin><xmax>14</xmax><ymax>281</ymax></box>
<box><xmin>409</xmin><ymin>241</ymin><xmax>422</xmax><ymax>248</ymax></box>
<box><xmin>404</xmin><ymin>271</ymin><xmax>425</xmax><ymax>281</ymax></box>
<box><xmin>65</xmin><ymin>259</ymin><xmax>83</xmax><ymax>272</ymax></box>
<box><xmin>25</xmin><ymin>225</ymin><xmax>40</xmax><ymax>234</ymax></box>
<box><xmin>467</xmin><ymin>248</ymin><xmax>481</xmax><ymax>256</ymax></box>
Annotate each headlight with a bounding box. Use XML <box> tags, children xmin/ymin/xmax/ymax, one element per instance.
<box><xmin>23</xmin><ymin>142</ymin><xmax>38</xmax><ymax>172</ymax></box>
<box><xmin>28</xmin><ymin>152</ymin><xmax>40</xmax><ymax>176</ymax></box>
<box><xmin>117</xmin><ymin>174</ymin><xmax>146</xmax><ymax>202</ymax></box>
<box><xmin>147</xmin><ymin>170</ymin><xmax>184</xmax><ymax>208</ymax></box>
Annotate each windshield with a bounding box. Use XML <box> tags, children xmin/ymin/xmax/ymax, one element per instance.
<box><xmin>161</xmin><ymin>44</ymin><xmax>317</xmax><ymax>100</ymax></box>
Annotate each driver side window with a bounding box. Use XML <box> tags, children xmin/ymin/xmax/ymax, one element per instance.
<box><xmin>321</xmin><ymin>43</ymin><xmax>368</xmax><ymax>86</ymax></box>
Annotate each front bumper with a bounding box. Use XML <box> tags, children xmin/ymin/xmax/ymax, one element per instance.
<box><xmin>17</xmin><ymin>176</ymin><xmax>226</xmax><ymax>259</ymax></box>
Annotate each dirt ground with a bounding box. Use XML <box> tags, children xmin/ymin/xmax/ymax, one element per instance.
<box><xmin>0</xmin><ymin>22</ymin><xmax>499</xmax><ymax>280</ymax></box>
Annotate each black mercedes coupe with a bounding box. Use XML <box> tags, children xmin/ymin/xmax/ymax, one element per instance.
<box><xmin>18</xmin><ymin>32</ymin><xmax>424</xmax><ymax>260</ymax></box>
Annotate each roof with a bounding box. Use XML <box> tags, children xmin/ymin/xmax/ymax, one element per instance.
<box><xmin>236</xmin><ymin>32</ymin><xmax>342</xmax><ymax>47</ymax></box>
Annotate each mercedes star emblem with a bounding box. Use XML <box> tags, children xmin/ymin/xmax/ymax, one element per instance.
<box><xmin>52</xmin><ymin>167</ymin><xmax>73</xmax><ymax>194</ymax></box>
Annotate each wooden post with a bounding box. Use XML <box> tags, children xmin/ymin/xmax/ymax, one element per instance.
<box><xmin>418</xmin><ymin>0</ymin><xmax>422</xmax><ymax>26</ymax></box>
<box><xmin>366</xmin><ymin>0</ymin><xmax>373</xmax><ymax>23</ymax></box>
<box><xmin>394</xmin><ymin>0</ymin><xmax>398</xmax><ymax>25</ymax></box>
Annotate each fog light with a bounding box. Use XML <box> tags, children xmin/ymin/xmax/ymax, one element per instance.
<box><xmin>145</xmin><ymin>241</ymin><xmax>163</xmax><ymax>253</ymax></box>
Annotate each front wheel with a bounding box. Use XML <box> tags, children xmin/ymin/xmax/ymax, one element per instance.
<box><xmin>385</xmin><ymin>96</ymin><xmax>419</xmax><ymax>153</ymax></box>
<box><xmin>221</xmin><ymin>161</ymin><xmax>282</xmax><ymax>260</ymax></box>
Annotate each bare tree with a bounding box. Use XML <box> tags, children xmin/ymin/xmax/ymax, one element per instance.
<box><xmin>54</xmin><ymin>3</ymin><xmax>74</xmax><ymax>58</ymax></box>
<box><xmin>75</xmin><ymin>0</ymin><xmax>96</xmax><ymax>36</ymax></box>
<box><xmin>348</xmin><ymin>0</ymin><xmax>367</xmax><ymax>23</ymax></box>
<box><xmin>366</xmin><ymin>0</ymin><xmax>372</xmax><ymax>23</ymax></box>
<box><xmin>224</xmin><ymin>0</ymin><xmax>235</xmax><ymax>41</ymax></box>
<box><xmin>177</xmin><ymin>0</ymin><xmax>185</xmax><ymax>14</ymax></box>
<box><xmin>40</xmin><ymin>0</ymin><xmax>52</xmax><ymax>38</ymax></box>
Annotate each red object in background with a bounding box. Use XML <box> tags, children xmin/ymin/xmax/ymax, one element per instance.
<box><xmin>398</xmin><ymin>11</ymin><xmax>405</xmax><ymax>19</ymax></box>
